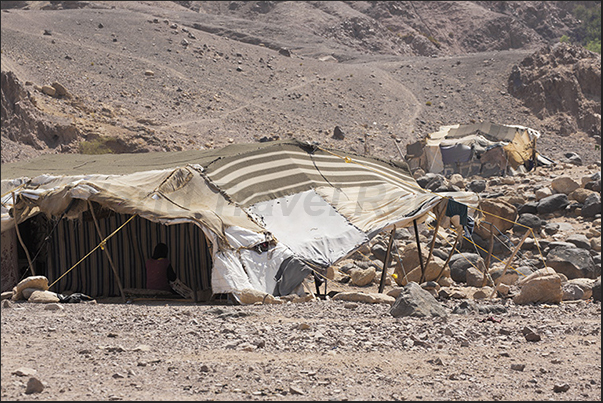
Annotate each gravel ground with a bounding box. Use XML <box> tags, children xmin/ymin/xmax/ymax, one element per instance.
<box><xmin>1</xmin><ymin>293</ymin><xmax>601</xmax><ymax>401</ymax></box>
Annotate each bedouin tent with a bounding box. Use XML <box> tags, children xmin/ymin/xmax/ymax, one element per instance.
<box><xmin>405</xmin><ymin>122</ymin><xmax>553</xmax><ymax>177</ymax></box>
<box><xmin>1</xmin><ymin>139</ymin><xmax>478</xmax><ymax>302</ymax></box>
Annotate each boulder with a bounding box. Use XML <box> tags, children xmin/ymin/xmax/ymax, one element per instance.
<box><xmin>449</xmin><ymin>253</ymin><xmax>484</xmax><ymax>284</ymax></box>
<box><xmin>389</xmin><ymin>282</ymin><xmax>447</xmax><ymax>318</ymax></box>
<box><xmin>537</xmin><ymin>193</ymin><xmax>569</xmax><ymax>214</ymax></box>
<box><xmin>565</xmin><ymin>233</ymin><xmax>591</xmax><ymax>249</ymax></box>
<box><xmin>535</xmin><ymin>187</ymin><xmax>553</xmax><ymax>201</ymax></box>
<box><xmin>513</xmin><ymin>268</ymin><xmax>563</xmax><ymax>305</ymax></box>
<box><xmin>551</xmin><ymin>176</ymin><xmax>580</xmax><ymax>195</ymax></box>
<box><xmin>393</xmin><ymin>264</ymin><xmax>421</xmax><ymax>286</ymax></box>
<box><xmin>581</xmin><ymin>192</ymin><xmax>601</xmax><ymax>218</ymax></box>
<box><xmin>562</xmin><ymin>278</ymin><xmax>595</xmax><ymax>300</ymax></box>
<box><xmin>449</xmin><ymin>174</ymin><xmax>465</xmax><ymax>189</ymax></box>
<box><xmin>332</xmin><ymin>292</ymin><xmax>395</xmax><ymax>305</ymax></box>
<box><xmin>349</xmin><ymin>267</ymin><xmax>376</xmax><ymax>286</ymax></box>
<box><xmin>592</xmin><ymin>277</ymin><xmax>601</xmax><ymax>301</ymax></box>
<box><xmin>513</xmin><ymin>213</ymin><xmax>542</xmax><ymax>233</ymax></box>
<box><xmin>12</xmin><ymin>276</ymin><xmax>49</xmax><ymax>301</ymax></box>
<box><xmin>475</xmin><ymin>198</ymin><xmax>517</xmax><ymax>239</ymax></box>
<box><xmin>568</xmin><ymin>188</ymin><xmax>595</xmax><ymax>203</ymax></box>
<box><xmin>488</xmin><ymin>267</ymin><xmax>520</xmax><ymax>286</ymax></box>
<box><xmin>467</xmin><ymin>180</ymin><xmax>486</xmax><ymax>193</ymax></box>
<box><xmin>546</xmin><ymin>246</ymin><xmax>598</xmax><ymax>279</ymax></box>
<box><xmin>235</xmin><ymin>289</ymin><xmax>284</xmax><ymax>305</ymax></box>
<box><xmin>465</xmin><ymin>266</ymin><xmax>489</xmax><ymax>287</ymax></box>
<box><xmin>28</xmin><ymin>290</ymin><xmax>60</xmax><ymax>303</ymax></box>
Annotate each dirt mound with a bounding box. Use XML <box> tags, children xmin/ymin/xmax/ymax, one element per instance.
<box><xmin>508</xmin><ymin>43</ymin><xmax>601</xmax><ymax>141</ymax></box>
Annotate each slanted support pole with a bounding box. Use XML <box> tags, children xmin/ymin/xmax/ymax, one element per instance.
<box><xmin>12</xmin><ymin>192</ymin><xmax>36</xmax><ymax>277</ymax></box>
<box><xmin>489</xmin><ymin>230</ymin><xmax>530</xmax><ymax>299</ymax></box>
<box><xmin>413</xmin><ymin>219</ymin><xmax>425</xmax><ymax>279</ymax></box>
<box><xmin>378</xmin><ymin>226</ymin><xmax>396</xmax><ymax>293</ymax></box>
<box><xmin>435</xmin><ymin>228</ymin><xmax>462</xmax><ymax>283</ymax></box>
<box><xmin>88</xmin><ymin>201</ymin><xmax>126</xmax><ymax>303</ymax></box>
<box><xmin>420</xmin><ymin>199</ymin><xmax>448</xmax><ymax>283</ymax></box>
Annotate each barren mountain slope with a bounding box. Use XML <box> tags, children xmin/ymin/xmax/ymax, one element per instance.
<box><xmin>1</xmin><ymin>1</ymin><xmax>600</xmax><ymax>167</ymax></box>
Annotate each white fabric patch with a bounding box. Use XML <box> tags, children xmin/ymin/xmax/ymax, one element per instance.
<box><xmin>247</xmin><ymin>190</ymin><xmax>367</xmax><ymax>267</ymax></box>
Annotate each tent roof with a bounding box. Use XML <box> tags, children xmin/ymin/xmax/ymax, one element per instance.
<box><xmin>1</xmin><ymin>142</ymin><xmax>293</xmax><ymax>180</ymax></box>
<box><xmin>2</xmin><ymin>139</ymin><xmax>479</xmax><ymax>272</ymax></box>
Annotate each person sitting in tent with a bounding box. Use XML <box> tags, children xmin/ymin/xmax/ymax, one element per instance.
<box><xmin>146</xmin><ymin>242</ymin><xmax>193</xmax><ymax>299</ymax></box>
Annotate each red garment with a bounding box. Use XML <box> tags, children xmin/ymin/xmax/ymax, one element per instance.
<box><xmin>146</xmin><ymin>258</ymin><xmax>172</xmax><ymax>291</ymax></box>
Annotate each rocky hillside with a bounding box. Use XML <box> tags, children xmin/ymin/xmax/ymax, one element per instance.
<box><xmin>0</xmin><ymin>1</ymin><xmax>601</xmax><ymax>166</ymax></box>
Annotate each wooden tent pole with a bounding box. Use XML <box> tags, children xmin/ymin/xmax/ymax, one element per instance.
<box><xmin>187</xmin><ymin>225</ymin><xmax>199</xmax><ymax>303</ymax></box>
<box><xmin>393</xmin><ymin>140</ymin><xmax>405</xmax><ymax>161</ymax></box>
<box><xmin>413</xmin><ymin>219</ymin><xmax>425</xmax><ymax>278</ymax></box>
<box><xmin>12</xmin><ymin>192</ymin><xmax>36</xmax><ymax>276</ymax></box>
<box><xmin>420</xmin><ymin>199</ymin><xmax>448</xmax><ymax>283</ymax></box>
<box><xmin>88</xmin><ymin>201</ymin><xmax>126</xmax><ymax>303</ymax></box>
<box><xmin>378</xmin><ymin>226</ymin><xmax>396</xmax><ymax>293</ymax></box>
<box><xmin>434</xmin><ymin>228</ymin><xmax>462</xmax><ymax>283</ymax></box>
<box><xmin>489</xmin><ymin>230</ymin><xmax>530</xmax><ymax>299</ymax></box>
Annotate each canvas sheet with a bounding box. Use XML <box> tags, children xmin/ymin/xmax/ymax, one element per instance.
<box><xmin>247</xmin><ymin>190</ymin><xmax>368</xmax><ymax>267</ymax></box>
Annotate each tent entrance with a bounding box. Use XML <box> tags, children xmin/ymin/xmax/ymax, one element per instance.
<box><xmin>46</xmin><ymin>209</ymin><xmax>212</xmax><ymax>300</ymax></box>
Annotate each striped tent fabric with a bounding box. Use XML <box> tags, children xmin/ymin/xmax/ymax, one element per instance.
<box><xmin>48</xmin><ymin>214</ymin><xmax>211</xmax><ymax>297</ymax></box>
<box><xmin>205</xmin><ymin>141</ymin><xmax>421</xmax><ymax>208</ymax></box>
<box><xmin>2</xmin><ymin>139</ymin><xmax>479</xmax><ymax>298</ymax></box>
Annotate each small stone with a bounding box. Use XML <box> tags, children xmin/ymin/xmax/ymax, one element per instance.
<box><xmin>511</xmin><ymin>363</ymin><xmax>526</xmax><ymax>371</ymax></box>
<box><xmin>553</xmin><ymin>383</ymin><xmax>570</xmax><ymax>393</ymax></box>
<box><xmin>12</xmin><ymin>368</ymin><xmax>37</xmax><ymax>377</ymax></box>
<box><xmin>289</xmin><ymin>385</ymin><xmax>304</xmax><ymax>395</ymax></box>
<box><xmin>25</xmin><ymin>377</ymin><xmax>44</xmax><ymax>394</ymax></box>
<box><xmin>524</xmin><ymin>331</ymin><xmax>541</xmax><ymax>342</ymax></box>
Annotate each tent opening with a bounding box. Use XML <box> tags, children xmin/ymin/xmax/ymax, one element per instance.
<box><xmin>11</xmin><ymin>205</ymin><xmax>213</xmax><ymax>301</ymax></box>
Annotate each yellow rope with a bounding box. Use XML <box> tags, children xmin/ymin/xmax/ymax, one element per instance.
<box><xmin>425</xmin><ymin>218</ymin><xmax>530</xmax><ymax>277</ymax></box>
<box><xmin>48</xmin><ymin>214</ymin><xmax>138</xmax><ymax>289</ymax></box>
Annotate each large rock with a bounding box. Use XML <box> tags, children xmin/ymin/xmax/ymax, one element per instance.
<box><xmin>393</xmin><ymin>243</ymin><xmax>430</xmax><ymax>285</ymax></box>
<box><xmin>537</xmin><ymin>193</ymin><xmax>569</xmax><ymax>214</ymax></box>
<box><xmin>475</xmin><ymin>198</ymin><xmax>517</xmax><ymax>239</ymax></box>
<box><xmin>449</xmin><ymin>253</ymin><xmax>484</xmax><ymax>284</ymax></box>
<box><xmin>513</xmin><ymin>268</ymin><xmax>563</xmax><ymax>305</ymax></box>
<box><xmin>551</xmin><ymin>176</ymin><xmax>580</xmax><ymax>195</ymax></box>
<box><xmin>535</xmin><ymin>187</ymin><xmax>553</xmax><ymax>201</ymax></box>
<box><xmin>568</xmin><ymin>188</ymin><xmax>595</xmax><ymax>203</ymax></box>
<box><xmin>562</xmin><ymin>278</ymin><xmax>595</xmax><ymax>300</ymax></box>
<box><xmin>28</xmin><ymin>290</ymin><xmax>60</xmax><ymax>303</ymax></box>
<box><xmin>592</xmin><ymin>277</ymin><xmax>601</xmax><ymax>301</ymax></box>
<box><xmin>489</xmin><ymin>267</ymin><xmax>520</xmax><ymax>285</ymax></box>
<box><xmin>513</xmin><ymin>213</ymin><xmax>542</xmax><ymax>233</ymax></box>
<box><xmin>12</xmin><ymin>276</ymin><xmax>49</xmax><ymax>301</ymax></box>
<box><xmin>235</xmin><ymin>289</ymin><xmax>284</xmax><ymax>305</ymax></box>
<box><xmin>581</xmin><ymin>192</ymin><xmax>601</xmax><ymax>218</ymax></box>
<box><xmin>332</xmin><ymin>291</ymin><xmax>395</xmax><ymax>305</ymax></box>
<box><xmin>565</xmin><ymin>233</ymin><xmax>591</xmax><ymax>249</ymax></box>
<box><xmin>389</xmin><ymin>282</ymin><xmax>447</xmax><ymax>318</ymax></box>
<box><xmin>546</xmin><ymin>246</ymin><xmax>598</xmax><ymax>279</ymax></box>
<box><xmin>349</xmin><ymin>267</ymin><xmax>376</xmax><ymax>286</ymax></box>
<box><xmin>465</xmin><ymin>266</ymin><xmax>488</xmax><ymax>287</ymax></box>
